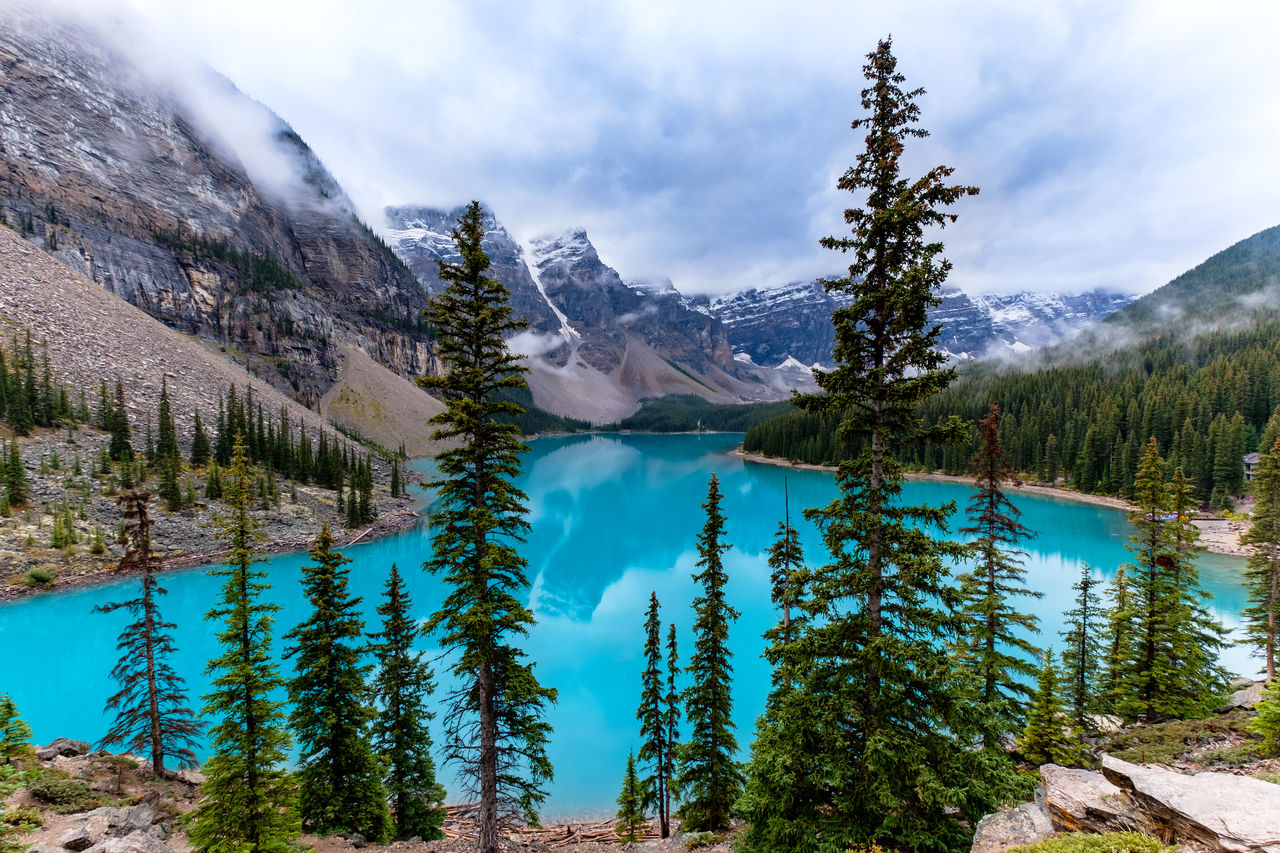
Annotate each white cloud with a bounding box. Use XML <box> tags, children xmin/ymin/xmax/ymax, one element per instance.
<box><xmin>38</xmin><ymin>0</ymin><xmax>1280</xmax><ymax>296</ymax></box>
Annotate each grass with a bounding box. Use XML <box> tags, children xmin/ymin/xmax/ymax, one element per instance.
<box><xmin>1105</xmin><ymin>712</ymin><xmax>1257</xmax><ymax>765</ymax></box>
<box><xmin>1010</xmin><ymin>832</ymin><xmax>1174</xmax><ymax>853</ymax></box>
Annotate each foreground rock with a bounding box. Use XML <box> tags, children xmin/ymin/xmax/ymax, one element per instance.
<box><xmin>974</xmin><ymin>757</ymin><xmax>1280</xmax><ymax>853</ymax></box>
<box><xmin>1101</xmin><ymin>754</ymin><xmax>1280</xmax><ymax>853</ymax></box>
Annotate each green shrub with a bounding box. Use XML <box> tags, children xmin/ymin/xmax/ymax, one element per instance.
<box><xmin>1</xmin><ymin>805</ymin><xmax>41</xmax><ymax>830</ymax></box>
<box><xmin>1107</xmin><ymin>713</ymin><xmax>1253</xmax><ymax>764</ymax></box>
<box><xmin>22</xmin><ymin>568</ymin><xmax>54</xmax><ymax>587</ymax></box>
<box><xmin>1010</xmin><ymin>831</ymin><xmax>1175</xmax><ymax>853</ymax></box>
<box><xmin>685</xmin><ymin>831</ymin><xmax>718</xmax><ymax>850</ymax></box>
<box><xmin>27</xmin><ymin>768</ymin><xmax>99</xmax><ymax>813</ymax></box>
<box><xmin>1252</xmin><ymin>680</ymin><xmax>1280</xmax><ymax>757</ymax></box>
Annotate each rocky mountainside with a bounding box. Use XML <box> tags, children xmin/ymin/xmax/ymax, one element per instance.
<box><xmin>710</xmin><ymin>280</ymin><xmax>1134</xmax><ymax>369</ymax></box>
<box><xmin>0</xmin><ymin>7</ymin><xmax>435</xmax><ymax>403</ymax></box>
<box><xmin>385</xmin><ymin>206</ymin><xmax>803</xmax><ymax>422</ymax></box>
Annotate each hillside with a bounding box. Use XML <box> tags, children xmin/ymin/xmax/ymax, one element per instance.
<box><xmin>0</xmin><ymin>223</ymin><xmax>419</xmax><ymax>591</ymax></box>
<box><xmin>0</xmin><ymin>6</ymin><xmax>436</xmax><ymax>403</ymax></box>
<box><xmin>743</xmin><ymin>222</ymin><xmax>1280</xmax><ymax>506</ymax></box>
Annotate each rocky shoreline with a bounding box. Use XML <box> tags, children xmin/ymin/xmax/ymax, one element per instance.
<box><xmin>732</xmin><ymin>449</ymin><xmax>1251</xmax><ymax>557</ymax></box>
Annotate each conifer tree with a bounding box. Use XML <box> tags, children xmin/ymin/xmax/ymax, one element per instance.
<box><xmin>108</xmin><ymin>378</ymin><xmax>133</xmax><ymax>462</ymax></box>
<box><xmin>1252</xmin><ymin>680</ymin><xmax>1280</xmax><ymax>757</ymax></box>
<box><xmin>156</xmin><ymin>378</ymin><xmax>179</xmax><ymax>463</ymax></box>
<box><xmin>189</xmin><ymin>438</ymin><xmax>299</xmax><ymax>853</ymax></box>
<box><xmin>765</xmin><ymin>482</ymin><xmax>805</xmax><ymax>677</ymax></box>
<box><xmin>1019</xmin><ymin>650</ymin><xmax>1084</xmax><ymax>767</ymax></box>
<box><xmin>637</xmin><ymin>592</ymin><xmax>673</xmax><ymax>837</ymax></box>
<box><xmin>739</xmin><ymin>38</ymin><xmax>1017</xmax><ymax>852</ymax></box>
<box><xmin>1241</xmin><ymin>437</ymin><xmax>1280</xmax><ymax>680</ymax></box>
<box><xmin>5</xmin><ymin>442</ymin><xmax>27</xmax><ymax>507</ymax></box>
<box><xmin>1111</xmin><ymin>439</ymin><xmax>1227</xmax><ymax>720</ymax></box>
<box><xmin>955</xmin><ymin>403</ymin><xmax>1041</xmax><ymax>733</ymax></box>
<box><xmin>390</xmin><ymin>458</ymin><xmax>402</xmax><ymax>498</ymax></box>
<box><xmin>663</xmin><ymin>623</ymin><xmax>680</xmax><ymax>830</ymax></box>
<box><xmin>418</xmin><ymin>200</ymin><xmax>555</xmax><ymax>853</ymax></box>
<box><xmin>0</xmin><ymin>695</ymin><xmax>31</xmax><ymax>764</ymax></box>
<box><xmin>95</xmin><ymin>490</ymin><xmax>203</xmax><ymax>774</ymax></box>
<box><xmin>191</xmin><ymin>410</ymin><xmax>211</xmax><ymax>467</ymax></box>
<box><xmin>1059</xmin><ymin>562</ymin><xmax>1104</xmax><ymax>728</ymax></box>
<box><xmin>675</xmin><ymin>474</ymin><xmax>741</xmax><ymax>832</ymax></box>
<box><xmin>368</xmin><ymin>564</ymin><xmax>446</xmax><ymax>841</ymax></box>
<box><xmin>284</xmin><ymin>525</ymin><xmax>391</xmax><ymax>841</ymax></box>
<box><xmin>615</xmin><ymin>751</ymin><xmax>647</xmax><ymax>843</ymax></box>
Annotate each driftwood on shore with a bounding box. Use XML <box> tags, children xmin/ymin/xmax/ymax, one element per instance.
<box><xmin>440</xmin><ymin>804</ymin><xmax>664</xmax><ymax>846</ymax></box>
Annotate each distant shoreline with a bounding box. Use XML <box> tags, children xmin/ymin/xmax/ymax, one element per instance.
<box><xmin>0</xmin><ymin>503</ymin><xmax>423</xmax><ymax>604</ymax></box>
<box><xmin>731</xmin><ymin>449</ymin><xmax>1249</xmax><ymax>557</ymax></box>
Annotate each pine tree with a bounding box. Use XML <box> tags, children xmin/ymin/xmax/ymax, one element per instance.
<box><xmin>663</xmin><ymin>623</ymin><xmax>680</xmax><ymax>832</ymax></box>
<box><xmin>739</xmin><ymin>38</ymin><xmax>1017</xmax><ymax>852</ymax></box>
<box><xmin>156</xmin><ymin>378</ymin><xmax>179</xmax><ymax>463</ymax></box>
<box><xmin>1059</xmin><ymin>562</ymin><xmax>1104</xmax><ymax>728</ymax></box>
<box><xmin>188</xmin><ymin>437</ymin><xmax>299</xmax><ymax>853</ymax></box>
<box><xmin>955</xmin><ymin>403</ymin><xmax>1042</xmax><ymax>734</ymax></box>
<box><xmin>1019</xmin><ymin>650</ymin><xmax>1084</xmax><ymax>767</ymax></box>
<box><xmin>615</xmin><ymin>751</ymin><xmax>647</xmax><ymax>843</ymax></box>
<box><xmin>108</xmin><ymin>378</ymin><xmax>133</xmax><ymax>462</ymax></box>
<box><xmin>390</xmin><ymin>458</ymin><xmax>402</xmax><ymax>498</ymax></box>
<box><xmin>94</xmin><ymin>490</ymin><xmax>203</xmax><ymax>774</ymax></box>
<box><xmin>675</xmin><ymin>474</ymin><xmax>741</xmax><ymax>832</ymax></box>
<box><xmin>6</xmin><ymin>442</ymin><xmax>27</xmax><ymax>507</ymax></box>
<box><xmin>1112</xmin><ymin>439</ymin><xmax>1227</xmax><ymax>720</ymax></box>
<box><xmin>1241</xmin><ymin>437</ymin><xmax>1280</xmax><ymax>680</ymax></box>
<box><xmin>637</xmin><ymin>592</ymin><xmax>672</xmax><ymax>837</ymax></box>
<box><xmin>0</xmin><ymin>694</ymin><xmax>32</xmax><ymax>764</ymax></box>
<box><xmin>284</xmin><ymin>525</ymin><xmax>391</xmax><ymax>841</ymax></box>
<box><xmin>1252</xmin><ymin>679</ymin><xmax>1280</xmax><ymax>757</ymax></box>
<box><xmin>368</xmin><ymin>564</ymin><xmax>446</xmax><ymax>841</ymax></box>
<box><xmin>765</xmin><ymin>481</ymin><xmax>805</xmax><ymax>685</ymax></box>
<box><xmin>418</xmin><ymin>200</ymin><xmax>555</xmax><ymax>852</ymax></box>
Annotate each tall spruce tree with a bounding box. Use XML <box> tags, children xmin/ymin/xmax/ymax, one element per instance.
<box><xmin>765</xmin><ymin>481</ymin><xmax>805</xmax><ymax>685</ymax></box>
<box><xmin>418</xmin><ymin>200</ymin><xmax>555</xmax><ymax>853</ymax></box>
<box><xmin>738</xmin><ymin>39</ymin><xmax>1018</xmax><ymax>853</ymax></box>
<box><xmin>663</xmin><ymin>623</ymin><xmax>680</xmax><ymax>831</ymax></box>
<box><xmin>1059</xmin><ymin>562</ymin><xmax>1104</xmax><ymax>729</ymax></box>
<box><xmin>156</xmin><ymin>378</ymin><xmax>179</xmax><ymax>463</ymax></box>
<box><xmin>675</xmin><ymin>474</ymin><xmax>741</xmax><ymax>832</ymax></box>
<box><xmin>95</xmin><ymin>490</ymin><xmax>203</xmax><ymax>774</ymax></box>
<box><xmin>191</xmin><ymin>410</ymin><xmax>211</xmax><ymax>467</ymax></box>
<box><xmin>955</xmin><ymin>403</ymin><xmax>1041</xmax><ymax>734</ymax></box>
<box><xmin>637</xmin><ymin>592</ymin><xmax>673</xmax><ymax>837</ymax></box>
<box><xmin>189</xmin><ymin>438</ymin><xmax>299</xmax><ymax>853</ymax></box>
<box><xmin>368</xmin><ymin>564</ymin><xmax>446</xmax><ymax>841</ymax></box>
<box><xmin>1112</xmin><ymin>439</ymin><xmax>1227</xmax><ymax>720</ymax></box>
<box><xmin>108</xmin><ymin>377</ymin><xmax>133</xmax><ymax>462</ymax></box>
<box><xmin>1241</xmin><ymin>437</ymin><xmax>1280</xmax><ymax>680</ymax></box>
<box><xmin>1019</xmin><ymin>650</ymin><xmax>1085</xmax><ymax>767</ymax></box>
<box><xmin>283</xmin><ymin>525</ymin><xmax>391</xmax><ymax>841</ymax></box>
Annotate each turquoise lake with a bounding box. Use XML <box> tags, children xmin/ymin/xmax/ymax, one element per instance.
<box><xmin>0</xmin><ymin>432</ymin><xmax>1254</xmax><ymax>816</ymax></box>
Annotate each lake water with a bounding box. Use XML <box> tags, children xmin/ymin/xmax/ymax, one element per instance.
<box><xmin>0</xmin><ymin>433</ymin><xmax>1253</xmax><ymax>816</ymax></box>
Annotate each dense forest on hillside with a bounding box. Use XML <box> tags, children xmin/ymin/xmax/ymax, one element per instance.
<box><xmin>745</xmin><ymin>318</ymin><xmax>1280</xmax><ymax>506</ymax></box>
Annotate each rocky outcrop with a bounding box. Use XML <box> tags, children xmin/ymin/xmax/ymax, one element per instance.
<box><xmin>0</xmin><ymin>9</ymin><xmax>434</xmax><ymax>404</ymax></box>
<box><xmin>36</xmin><ymin>737</ymin><xmax>91</xmax><ymax>760</ymax></box>
<box><xmin>1100</xmin><ymin>754</ymin><xmax>1280</xmax><ymax>853</ymax></box>
<box><xmin>971</xmin><ymin>803</ymin><xmax>1054</xmax><ymax>853</ymax></box>
<box><xmin>975</xmin><ymin>759</ymin><xmax>1280</xmax><ymax>853</ymax></box>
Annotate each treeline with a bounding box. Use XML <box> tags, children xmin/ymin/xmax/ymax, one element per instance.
<box><xmin>615</xmin><ymin>395</ymin><xmax>793</xmax><ymax>433</ymax></box>
<box><xmin>152</xmin><ymin>229</ymin><xmax>304</xmax><ymax>294</ymax></box>
<box><xmin>745</xmin><ymin>319</ymin><xmax>1280</xmax><ymax>507</ymax></box>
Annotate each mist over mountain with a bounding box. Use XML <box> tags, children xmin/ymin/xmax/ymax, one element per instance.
<box><xmin>0</xmin><ymin>6</ymin><xmax>434</xmax><ymax>404</ymax></box>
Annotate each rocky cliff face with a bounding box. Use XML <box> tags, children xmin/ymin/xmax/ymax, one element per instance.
<box><xmin>711</xmin><ymin>280</ymin><xmax>1134</xmax><ymax>368</ymax></box>
<box><xmin>0</xmin><ymin>8</ymin><xmax>434</xmax><ymax>402</ymax></box>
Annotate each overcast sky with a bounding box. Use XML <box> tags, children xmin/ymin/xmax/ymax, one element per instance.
<box><xmin>84</xmin><ymin>1</ymin><xmax>1280</xmax><ymax>296</ymax></box>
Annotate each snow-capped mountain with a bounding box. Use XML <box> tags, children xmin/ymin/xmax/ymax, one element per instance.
<box><xmin>385</xmin><ymin>209</ymin><xmax>797</xmax><ymax>422</ymax></box>
<box><xmin>711</xmin><ymin>280</ymin><xmax>1134</xmax><ymax>369</ymax></box>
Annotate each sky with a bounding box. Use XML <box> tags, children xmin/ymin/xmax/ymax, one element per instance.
<box><xmin>57</xmin><ymin>0</ymin><xmax>1280</xmax><ymax>297</ymax></box>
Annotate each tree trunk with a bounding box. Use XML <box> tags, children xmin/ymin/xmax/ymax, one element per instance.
<box><xmin>143</xmin><ymin>575</ymin><xmax>164</xmax><ymax>776</ymax></box>
<box><xmin>478</xmin><ymin>660</ymin><xmax>499</xmax><ymax>853</ymax></box>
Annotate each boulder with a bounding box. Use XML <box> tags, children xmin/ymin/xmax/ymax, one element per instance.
<box><xmin>1220</xmin><ymin>681</ymin><xmax>1266</xmax><ymax>711</ymax></box>
<box><xmin>82</xmin><ymin>831</ymin><xmax>173</xmax><ymax>853</ymax></box>
<box><xmin>43</xmin><ymin>738</ymin><xmax>91</xmax><ymax>757</ymax></box>
<box><xmin>85</xmin><ymin>805</ymin><xmax>156</xmax><ymax>838</ymax></box>
<box><xmin>57</xmin><ymin>829</ymin><xmax>95</xmax><ymax>852</ymax></box>
<box><xmin>971</xmin><ymin>802</ymin><xmax>1054</xmax><ymax>853</ymax></box>
<box><xmin>1101</xmin><ymin>754</ymin><xmax>1280</xmax><ymax>852</ymax></box>
<box><xmin>1039</xmin><ymin>763</ymin><xmax>1138</xmax><ymax>833</ymax></box>
<box><xmin>1084</xmin><ymin>714</ymin><xmax>1125</xmax><ymax>734</ymax></box>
